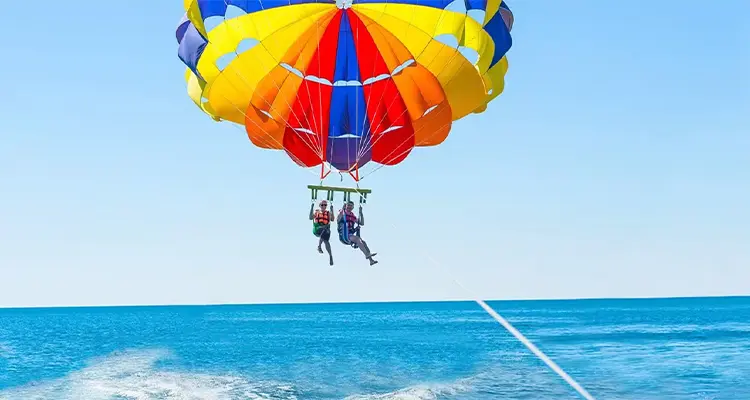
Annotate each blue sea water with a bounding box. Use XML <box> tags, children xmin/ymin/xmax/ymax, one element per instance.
<box><xmin>0</xmin><ymin>297</ymin><xmax>749</xmax><ymax>399</ymax></box>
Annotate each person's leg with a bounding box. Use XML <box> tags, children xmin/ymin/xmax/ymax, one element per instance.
<box><xmin>348</xmin><ymin>235</ymin><xmax>368</xmax><ymax>256</ymax></box>
<box><xmin>321</xmin><ymin>228</ymin><xmax>333</xmax><ymax>265</ymax></box>
<box><xmin>316</xmin><ymin>224</ymin><xmax>331</xmax><ymax>251</ymax></box>
<box><xmin>349</xmin><ymin>235</ymin><xmax>376</xmax><ymax>265</ymax></box>
<box><xmin>358</xmin><ymin>237</ymin><xmax>372</xmax><ymax>255</ymax></box>
<box><xmin>324</xmin><ymin>240</ymin><xmax>333</xmax><ymax>265</ymax></box>
<box><xmin>314</xmin><ymin>224</ymin><xmax>324</xmax><ymax>253</ymax></box>
<box><xmin>351</xmin><ymin>229</ymin><xmax>376</xmax><ymax>257</ymax></box>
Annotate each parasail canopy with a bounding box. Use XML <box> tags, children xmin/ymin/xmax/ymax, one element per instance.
<box><xmin>176</xmin><ymin>0</ymin><xmax>514</xmax><ymax>179</ymax></box>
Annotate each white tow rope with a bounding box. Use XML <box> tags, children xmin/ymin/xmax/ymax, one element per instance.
<box><xmin>359</xmin><ymin>194</ymin><xmax>597</xmax><ymax>399</ymax></box>
<box><xmin>429</xmin><ymin>253</ymin><xmax>597</xmax><ymax>399</ymax></box>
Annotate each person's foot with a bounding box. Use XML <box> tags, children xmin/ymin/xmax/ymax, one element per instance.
<box><xmin>369</xmin><ymin>259</ymin><xmax>378</xmax><ymax>266</ymax></box>
<box><xmin>317</xmin><ymin>246</ymin><xmax>323</xmax><ymax>254</ymax></box>
<box><xmin>329</xmin><ymin>257</ymin><xmax>334</xmax><ymax>266</ymax></box>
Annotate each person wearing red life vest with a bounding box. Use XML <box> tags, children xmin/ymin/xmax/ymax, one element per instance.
<box><xmin>337</xmin><ymin>200</ymin><xmax>378</xmax><ymax>266</ymax></box>
<box><xmin>309</xmin><ymin>200</ymin><xmax>334</xmax><ymax>266</ymax></box>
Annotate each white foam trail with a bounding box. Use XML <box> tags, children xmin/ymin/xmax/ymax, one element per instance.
<box><xmin>0</xmin><ymin>349</ymin><xmax>298</xmax><ymax>400</ymax></box>
<box><xmin>345</xmin><ymin>380</ymin><xmax>471</xmax><ymax>400</ymax></box>
<box><xmin>0</xmin><ymin>347</ymin><xmax>585</xmax><ymax>400</ymax></box>
<box><xmin>0</xmin><ymin>348</ymin><xmax>484</xmax><ymax>400</ymax></box>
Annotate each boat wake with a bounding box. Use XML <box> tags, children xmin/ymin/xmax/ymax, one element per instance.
<box><xmin>0</xmin><ymin>349</ymin><xmax>477</xmax><ymax>400</ymax></box>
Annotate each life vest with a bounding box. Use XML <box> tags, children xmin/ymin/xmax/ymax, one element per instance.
<box><xmin>339</xmin><ymin>210</ymin><xmax>357</xmax><ymax>230</ymax></box>
<box><xmin>314</xmin><ymin>210</ymin><xmax>330</xmax><ymax>225</ymax></box>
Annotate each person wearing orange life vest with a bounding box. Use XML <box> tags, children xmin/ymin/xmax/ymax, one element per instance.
<box><xmin>337</xmin><ymin>201</ymin><xmax>378</xmax><ymax>266</ymax></box>
<box><xmin>309</xmin><ymin>200</ymin><xmax>334</xmax><ymax>266</ymax></box>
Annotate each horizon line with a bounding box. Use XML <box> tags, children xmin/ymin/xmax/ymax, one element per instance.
<box><xmin>1</xmin><ymin>293</ymin><xmax>748</xmax><ymax>311</ymax></box>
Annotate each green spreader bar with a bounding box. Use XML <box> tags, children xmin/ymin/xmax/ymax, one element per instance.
<box><xmin>308</xmin><ymin>185</ymin><xmax>371</xmax><ymax>203</ymax></box>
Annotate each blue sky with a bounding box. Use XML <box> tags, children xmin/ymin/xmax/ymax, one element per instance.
<box><xmin>1</xmin><ymin>1</ymin><xmax>748</xmax><ymax>307</ymax></box>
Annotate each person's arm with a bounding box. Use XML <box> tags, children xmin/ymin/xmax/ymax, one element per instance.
<box><xmin>336</xmin><ymin>210</ymin><xmax>343</xmax><ymax>223</ymax></box>
<box><xmin>358</xmin><ymin>205</ymin><xmax>364</xmax><ymax>226</ymax></box>
<box><xmin>309</xmin><ymin>203</ymin><xmax>315</xmax><ymax>220</ymax></box>
<box><xmin>328</xmin><ymin>205</ymin><xmax>335</xmax><ymax>225</ymax></box>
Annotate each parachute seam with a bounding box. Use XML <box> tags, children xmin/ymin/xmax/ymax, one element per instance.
<box><xmin>210</xmin><ymin>1</ymin><xmax>332</xmax><ymax>161</ymax></box>
<box><xmin>194</xmin><ymin>1</ymin><xmax>326</xmax><ymax>171</ymax></box>
<box><xmin>238</xmin><ymin>0</ymin><xmax>330</xmax><ymax>159</ymax></box>
<box><xmin>353</xmin><ymin>0</ymin><xmax>425</xmax><ymax>164</ymax></box>
<box><xmin>356</xmin><ymin>6</ymin><xmax>475</xmax><ymax>168</ymax></box>
<box><xmin>358</xmin><ymin>12</ymin><xmax>502</xmax><ymax>179</ymax></box>
<box><xmin>355</xmin><ymin>0</ymin><xmax>480</xmax><ymax>164</ymax></box>
<box><xmin>312</xmin><ymin>2</ymin><xmax>326</xmax><ymax>164</ymax></box>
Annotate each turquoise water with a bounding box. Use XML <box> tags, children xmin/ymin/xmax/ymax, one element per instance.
<box><xmin>1</xmin><ymin>297</ymin><xmax>749</xmax><ymax>399</ymax></box>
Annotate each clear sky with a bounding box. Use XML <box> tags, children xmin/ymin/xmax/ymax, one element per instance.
<box><xmin>1</xmin><ymin>1</ymin><xmax>748</xmax><ymax>308</ymax></box>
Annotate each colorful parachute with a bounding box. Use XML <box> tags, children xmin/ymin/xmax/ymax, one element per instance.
<box><xmin>176</xmin><ymin>0</ymin><xmax>514</xmax><ymax>178</ymax></box>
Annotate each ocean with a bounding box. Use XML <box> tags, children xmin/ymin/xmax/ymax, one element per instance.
<box><xmin>0</xmin><ymin>296</ymin><xmax>748</xmax><ymax>399</ymax></box>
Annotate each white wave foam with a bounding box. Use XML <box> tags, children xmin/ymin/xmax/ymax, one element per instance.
<box><xmin>0</xmin><ymin>348</ymin><xmax>483</xmax><ymax>400</ymax></box>
<box><xmin>345</xmin><ymin>379</ymin><xmax>472</xmax><ymax>400</ymax></box>
<box><xmin>0</xmin><ymin>349</ymin><xmax>297</xmax><ymax>400</ymax></box>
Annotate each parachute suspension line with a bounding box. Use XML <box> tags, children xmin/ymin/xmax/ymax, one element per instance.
<box><xmin>349</xmin><ymin>8</ymin><xmax>357</xmax><ymax>183</ymax></box>
<box><xmin>209</xmin><ymin>97</ymin><xmax>317</xmax><ymax>177</ymax></box>
<box><xmin>355</xmin><ymin>4</ymin><xmax>376</xmax><ymax>167</ymax></box>
<box><xmin>287</xmin><ymin>7</ymin><xmax>326</xmax><ymax>159</ymax></box>
<box><xmin>355</xmin><ymin>0</ymin><xmax>422</xmax><ymax>163</ymax></box>
<box><xmin>355</xmin><ymin>0</ymin><xmax>467</xmax><ymax>165</ymax></box>
<box><xmin>357</xmin><ymin>24</ymin><xmax>472</xmax><ymax>167</ymax></box>
<box><xmin>200</xmin><ymin>67</ymin><xmax>317</xmax><ymax>168</ymax></box>
<box><xmin>313</xmin><ymin>9</ymin><xmax>327</xmax><ymax>164</ymax></box>
<box><xmin>359</xmin><ymin>61</ymin><xmax>464</xmax><ymax>181</ymax></box>
<box><xmin>327</xmin><ymin>0</ymin><xmax>339</xmax><ymax>178</ymax></box>
<box><xmin>359</xmin><ymin>97</ymin><xmax>458</xmax><ymax>181</ymax></box>
<box><xmin>353</xmin><ymin>0</ymin><xmax>404</xmax><ymax>162</ymax></box>
<box><xmin>204</xmin><ymin>60</ymin><xmax>324</xmax><ymax>165</ymax></box>
<box><xmin>357</xmin><ymin>7</ymin><xmax>500</xmax><ymax>178</ymax></box>
<box><xmin>346</xmin><ymin>188</ymin><xmax>596</xmax><ymax>400</ymax></box>
<box><xmin>198</xmin><ymin>17</ymin><xmax>317</xmax><ymax>159</ymax></box>
<box><xmin>360</xmin><ymin>108</ymin><xmax>448</xmax><ymax>181</ymax></box>
<box><xmin>320</xmin><ymin>163</ymin><xmax>332</xmax><ymax>181</ymax></box>
<box><xmin>346</xmin><ymin>163</ymin><xmax>360</xmax><ymax>182</ymax></box>
<box><xmin>201</xmin><ymin>79</ymin><xmax>319</xmax><ymax>175</ymax></box>
<box><xmin>216</xmin><ymin>9</ymin><xmax>326</xmax><ymax>161</ymax></box>
<box><xmin>295</xmin><ymin>8</ymin><xmax>327</xmax><ymax>160</ymax></box>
